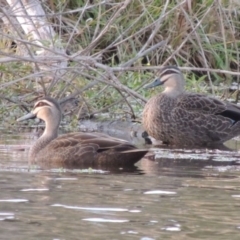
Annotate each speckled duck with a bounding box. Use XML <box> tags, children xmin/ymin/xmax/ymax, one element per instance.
<box><xmin>143</xmin><ymin>66</ymin><xmax>240</xmax><ymax>148</ymax></box>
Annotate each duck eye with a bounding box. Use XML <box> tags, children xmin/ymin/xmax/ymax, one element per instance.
<box><xmin>34</xmin><ymin>101</ymin><xmax>49</xmax><ymax>108</ymax></box>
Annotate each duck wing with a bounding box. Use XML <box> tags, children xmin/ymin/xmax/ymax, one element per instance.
<box><xmin>49</xmin><ymin>132</ymin><xmax>132</xmax><ymax>150</ymax></box>
<box><xmin>178</xmin><ymin>94</ymin><xmax>240</xmax><ymax>123</ymax></box>
<box><xmin>40</xmin><ymin>132</ymin><xmax>147</xmax><ymax>167</ymax></box>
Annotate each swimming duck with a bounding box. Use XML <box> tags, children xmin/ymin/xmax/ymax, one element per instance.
<box><xmin>17</xmin><ymin>97</ymin><xmax>148</xmax><ymax>168</ymax></box>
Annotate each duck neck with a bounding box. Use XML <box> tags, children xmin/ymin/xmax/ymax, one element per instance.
<box><xmin>29</xmin><ymin>118</ymin><xmax>60</xmax><ymax>163</ymax></box>
<box><xmin>162</xmin><ymin>74</ymin><xmax>185</xmax><ymax>97</ymax></box>
<box><xmin>163</xmin><ymin>87</ymin><xmax>183</xmax><ymax>97</ymax></box>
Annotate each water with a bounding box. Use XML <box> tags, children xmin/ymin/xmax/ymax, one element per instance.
<box><xmin>0</xmin><ymin>133</ymin><xmax>240</xmax><ymax>239</ymax></box>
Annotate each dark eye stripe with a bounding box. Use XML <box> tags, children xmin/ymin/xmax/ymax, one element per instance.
<box><xmin>34</xmin><ymin>101</ymin><xmax>50</xmax><ymax>108</ymax></box>
<box><xmin>160</xmin><ymin>66</ymin><xmax>180</xmax><ymax>77</ymax></box>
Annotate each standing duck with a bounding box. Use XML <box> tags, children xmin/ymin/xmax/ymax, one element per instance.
<box><xmin>142</xmin><ymin>66</ymin><xmax>240</xmax><ymax>148</ymax></box>
<box><xmin>17</xmin><ymin>97</ymin><xmax>148</xmax><ymax>168</ymax></box>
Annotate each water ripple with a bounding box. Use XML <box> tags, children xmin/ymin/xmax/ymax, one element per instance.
<box><xmin>82</xmin><ymin>218</ymin><xmax>129</xmax><ymax>223</ymax></box>
<box><xmin>144</xmin><ymin>190</ymin><xmax>176</xmax><ymax>195</ymax></box>
<box><xmin>52</xmin><ymin>204</ymin><xmax>129</xmax><ymax>212</ymax></box>
<box><xmin>21</xmin><ymin>188</ymin><xmax>49</xmax><ymax>192</ymax></box>
<box><xmin>0</xmin><ymin>212</ymin><xmax>15</xmax><ymax>221</ymax></box>
<box><xmin>0</xmin><ymin>199</ymin><xmax>28</xmax><ymax>203</ymax></box>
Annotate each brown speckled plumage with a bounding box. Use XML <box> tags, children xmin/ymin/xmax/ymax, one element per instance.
<box><xmin>18</xmin><ymin>97</ymin><xmax>147</xmax><ymax>168</ymax></box>
<box><xmin>142</xmin><ymin>66</ymin><xmax>240</xmax><ymax>148</ymax></box>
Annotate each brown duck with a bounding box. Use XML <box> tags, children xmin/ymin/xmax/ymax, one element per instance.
<box><xmin>142</xmin><ymin>66</ymin><xmax>240</xmax><ymax>148</ymax></box>
<box><xmin>17</xmin><ymin>97</ymin><xmax>148</xmax><ymax>168</ymax></box>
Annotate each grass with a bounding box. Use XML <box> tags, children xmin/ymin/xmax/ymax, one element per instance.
<box><xmin>0</xmin><ymin>0</ymin><xmax>240</xmax><ymax>128</ymax></box>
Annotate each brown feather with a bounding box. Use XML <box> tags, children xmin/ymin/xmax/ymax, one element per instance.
<box><xmin>143</xmin><ymin>66</ymin><xmax>240</xmax><ymax>148</ymax></box>
<box><xmin>18</xmin><ymin>97</ymin><xmax>148</xmax><ymax>169</ymax></box>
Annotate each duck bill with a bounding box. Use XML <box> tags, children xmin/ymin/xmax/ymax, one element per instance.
<box><xmin>17</xmin><ymin>112</ymin><xmax>36</xmax><ymax>122</ymax></box>
<box><xmin>144</xmin><ymin>78</ymin><xmax>163</xmax><ymax>89</ymax></box>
